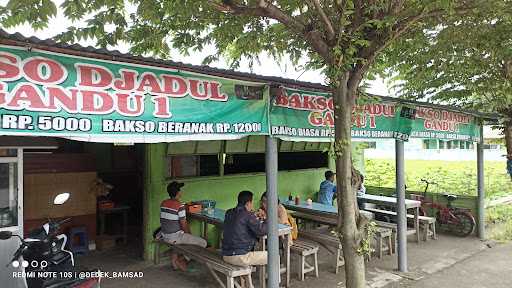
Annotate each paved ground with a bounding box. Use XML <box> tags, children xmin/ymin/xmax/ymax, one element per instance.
<box><xmin>392</xmin><ymin>242</ymin><xmax>512</xmax><ymax>288</ymax></box>
<box><xmin>76</xmin><ymin>233</ymin><xmax>500</xmax><ymax>288</ymax></box>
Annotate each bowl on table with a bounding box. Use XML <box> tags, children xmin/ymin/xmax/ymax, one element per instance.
<box><xmin>186</xmin><ymin>203</ymin><xmax>202</xmax><ymax>213</ymax></box>
<box><xmin>196</xmin><ymin>200</ymin><xmax>216</xmax><ymax>213</ymax></box>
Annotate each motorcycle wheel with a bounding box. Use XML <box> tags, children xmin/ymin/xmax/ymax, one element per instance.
<box><xmin>450</xmin><ymin>211</ymin><xmax>475</xmax><ymax>237</ymax></box>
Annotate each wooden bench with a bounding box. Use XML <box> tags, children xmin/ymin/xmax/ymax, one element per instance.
<box><xmin>372</xmin><ymin>227</ymin><xmax>393</xmax><ymax>260</ymax></box>
<box><xmin>418</xmin><ymin>216</ymin><xmax>437</xmax><ymax>241</ymax></box>
<box><xmin>373</xmin><ymin>220</ymin><xmax>398</xmax><ymax>254</ymax></box>
<box><xmin>291</xmin><ymin>211</ymin><xmax>337</xmax><ymax>227</ymax></box>
<box><xmin>290</xmin><ymin>239</ymin><xmax>319</xmax><ymax>281</ymax></box>
<box><xmin>298</xmin><ymin>229</ymin><xmax>344</xmax><ymax>274</ymax></box>
<box><xmin>153</xmin><ymin>240</ymin><xmax>253</xmax><ymax>288</ymax></box>
<box><xmin>290</xmin><ymin>211</ymin><xmax>373</xmax><ymax>228</ymax></box>
<box><xmin>365</xmin><ymin>208</ymin><xmax>436</xmax><ymax>241</ymax></box>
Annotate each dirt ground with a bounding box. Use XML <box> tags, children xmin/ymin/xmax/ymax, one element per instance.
<box><xmin>75</xmin><ymin>233</ymin><xmax>503</xmax><ymax>288</ymax></box>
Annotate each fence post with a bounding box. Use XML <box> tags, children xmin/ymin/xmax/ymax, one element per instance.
<box><xmin>477</xmin><ymin>125</ymin><xmax>485</xmax><ymax>239</ymax></box>
<box><xmin>395</xmin><ymin>139</ymin><xmax>407</xmax><ymax>272</ymax></box>
<box><xmin>265</xmin><ymin>136</ymin><xmax>280</xmax><ymax>288</ymax></box>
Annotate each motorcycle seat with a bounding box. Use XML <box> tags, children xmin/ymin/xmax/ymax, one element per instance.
<box><xmin>442</xmin><ymin>194</ymin><xmax>458</xmax><ymax>202</ymax></box>
<box><xmin>49</xmin><ymin>251</ymin><xmax>71</xmax><ymax>265</ymax></box>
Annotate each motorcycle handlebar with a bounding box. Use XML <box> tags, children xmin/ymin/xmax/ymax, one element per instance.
<box><xmin>420</xmin><ymin>179</ymin><xmax>438</xmax><ymax>185</ymax></box>
<box><xmin>56</xmin><ymin>218</ymin><xmax>71</xmax><ymax>226</ymax></box>
<box><xmin>50</xmin><ymin>217</ymin><xmax>71</xmax><ymax>231</ymax></box>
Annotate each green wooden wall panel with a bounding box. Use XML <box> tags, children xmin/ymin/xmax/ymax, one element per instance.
<box><xmin>292</xmin><ymin>142</ymin><xmax>306</xmax><ymax>151</ymax></box>
<box><xmin>279</xmin><ymin>141</ymin><xmax>293</xmax><ymax>152</ymax></box>
<box><xmin>247</xmin><ymin>136</ymin><xmax>266</xmax><ymax>153</ymax></box>
<box><xmin>225</xmin><ymin>138</ymin><xmax>248</xmax><ymax>153</ymax></box>
<box><xmin>196</xmin><ymin>141</ymin><xmax>222</xmax><ymax>154</ymax></box>
<box><xmin>167</xmin><ymin>142</ymin><xmax>195</xmax><ymax>155</ymax></box>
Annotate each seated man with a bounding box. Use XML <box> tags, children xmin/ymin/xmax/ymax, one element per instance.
<box><xmin>160</xmin><ymin>181</ymin><xmax>207</xmax><ymax>271</ymax></box>
<box><xmin>318</xmin><ymin>170</ymin><xmax>337</xmax><ymax>205</ymax></box>
<box><xmin>222</xmin><ymin>190</ymin><xmax>268</xmax><ymax>267</ymax></box>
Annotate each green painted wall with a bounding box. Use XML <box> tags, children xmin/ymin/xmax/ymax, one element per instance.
<box><xmin>143</xmin><ymin>143</ymin><xmax>330</xmax><ymax>260</ymax></box>
<box><xmin>143</xmin><ymin>142</ymin><xmax>366</xmax><ymax>260</ymax></box>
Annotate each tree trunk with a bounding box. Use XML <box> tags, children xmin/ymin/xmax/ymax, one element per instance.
<box><xmin>504</xmin><ymin>120</ymin><xmax>512</xmax><ymax>157</ymax></box>
<box><xmin>333</xmin><ymin>72</ymin><xmax>366</xmax><ymax>288</ymax></box>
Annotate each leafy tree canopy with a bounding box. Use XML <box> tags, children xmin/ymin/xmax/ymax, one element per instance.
<box><xmin>0</xmin><ymin>0</ymin><xmax>492</xmax><ymax>84</ymax></box>
<box><xmin>378</xmin><ymin>0</ymin><xmax>512</xmax><ymax>112</ymax></box>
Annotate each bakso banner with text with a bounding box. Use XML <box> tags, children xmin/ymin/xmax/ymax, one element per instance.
<box><xmin>410</xmin><ymin>107</ymin><xmax>481</xmax><ymax>142</ymax></box>
<box><xmin>269</xmin><ymin>87</ymin><xmax>481</xmax><ymax>142</ymax></box>
<box><xmin>0</xmin><ymin>45</ymin><xmax>269</xmax><ymax>143</ymax></box>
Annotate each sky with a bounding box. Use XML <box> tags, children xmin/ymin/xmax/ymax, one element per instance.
<box><xmin>0</xmin><ymin>0</ymin><xmax>392</xmax><ymax>96</ymax></box>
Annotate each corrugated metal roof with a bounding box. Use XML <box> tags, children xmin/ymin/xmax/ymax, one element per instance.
<box><xmin>0</xmin><ymin>29</ymin><xmax>327</xmax><ymax>90</ymax></box>
<box><xmin>0</xmin><ymin>29</ymin><xmax>499</xmax><ymax>120</ymax></box>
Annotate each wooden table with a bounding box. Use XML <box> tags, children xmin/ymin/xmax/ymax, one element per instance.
<box><xmin>357</xmin><ymin>194</ymin><xmax>422</xmax><ymax>242</ymax></box>
<box><xmin>281</xmin><ymin>195</ymin><xmax>420</xmax><ymax>242</ymax></box>
<box><xmin>189</xmin><ymin>208</ymin><xmax>292</xmax><ymax>288</ymax></box>
<box><xmin>280</xmin><ymin>198</ymin><xmax>374</xmax><ymax>226</ymax></box>
<box><xmin>98</xmin><ymin>205</ymin><xmax>130</xmax><ymax>244</ymax></box>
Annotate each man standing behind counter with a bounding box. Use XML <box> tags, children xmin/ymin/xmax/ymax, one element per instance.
<box><xmin>318</xmin><ymin>170</ymin><xmax>337</xmax><ymax>205</ymax></box>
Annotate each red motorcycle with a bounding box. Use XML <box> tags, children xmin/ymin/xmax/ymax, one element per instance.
<box><xmin>414</xmin><ymin>179</ymin><xmax>475</xmax><ymax>237</ymax></box>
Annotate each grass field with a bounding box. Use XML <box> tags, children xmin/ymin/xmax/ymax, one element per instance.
<box><xmin>364</xmin><ymin>159</ymin><xmax>512</xmax><ymax>200</ymax></box>
<box><xmin>487</xmin><ymin>204</ymin><xmax>512</xmax><ymax>241</ymax></box>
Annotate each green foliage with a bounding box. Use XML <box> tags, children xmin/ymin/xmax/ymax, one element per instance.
<box><xmin>379</xmin><ymin>0</ymin><xmax>512</xmax><ymax>117</ymax></box>
<box><xmin>487</xmin><ymin>204</ymin><xmax>512</xmax><ymax>241</ymax></box>
<box><xmin>0</xmin><ymin>0</ymin><xmax>57</xmax><ymax>30</ymax></box>
<box><xmin>356</xmin><ymin>221</ymin><xmax>377</xmax><ymax>256</ymax></box>
<box><xmin>364</xmin><ymin>159</ymin><xmax>511</xmax><ymax>199</ymax></box>
<box><xmin>487</xmin><ymin>204</ymin><xmax>512</xmax><ymax>224</ymax></box>
<box><xmin>0</xmin><ymin>0</ymin><xmax>488</xmax><ymax>80</ymax></box>
<box><xmin>365</xmin><ymin>160</ymin><xmax>395</xmax><ymax>188</ymax></box>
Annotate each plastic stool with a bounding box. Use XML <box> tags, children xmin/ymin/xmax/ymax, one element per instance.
<box><xmin>69</xmin><ymin>226</ymin><xmax>89</xmax><ymax>254</ymax></box>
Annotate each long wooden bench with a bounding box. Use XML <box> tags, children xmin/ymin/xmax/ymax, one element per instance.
<box><xmin>290</xmin><ymin>239</ymin><xmax>319</xmax><ymax>281</ymax></box>
<box><xmin>291</xmin><ymin>211</ymin><xmax>337</xmax><ymax>227</ymax></box>
<box><xmin>298</xmin><ymin>229</ymin><xmax>344</xmax><ymax>274</ymax></box>
<box><xmin>365</xmin><ymin>208</ymin><xmax>436</xmax><ymax>241</ymax></box>
<box><xmin>290</xmin><ymin>211</ymin><xmax>374</xmax><ymax>228</ymax></box>
<box><xmin>153</xmin><ymin>240</ymin><xmax>253</xmax><ymax>288</ymax></box>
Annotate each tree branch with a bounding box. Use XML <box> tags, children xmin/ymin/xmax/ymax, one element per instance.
<box><xmin>209</xmin><ymin>1</ymin><xmax>267</xmax><ymax>17</ymax></box>
<box><xmin>312</xmin><ymin>0</ymin><xmax>335</xmax><ymax>41</ymax></box>
<box><xmin>389</xmin><ymin>0</ymin><xmax>405</xmax><ymax>16</ymax></box>
<box><xmin>346</xmin><ymin>0</ymin><xmax>363</xmax><ymax>35</ymax></box>
<box><xmin>210</xmin><ymin>0</ymin><xmax>334</xmax><ymax>64</ymax></box>
<box><xmin>305</xmin><ymin>30</ymin><xmax>334</xmax><ymax>63</ymax></box>
<box><xmin>349</xmin><ymin>4</ymin><xmax>477</xmax><ymax>98</ymax></box>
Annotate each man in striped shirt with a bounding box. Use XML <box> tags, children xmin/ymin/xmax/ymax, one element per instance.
<box><xmin>160</xmin><ymin>181</ymin><xmax>207</xmax><ymax>271</ymax></box>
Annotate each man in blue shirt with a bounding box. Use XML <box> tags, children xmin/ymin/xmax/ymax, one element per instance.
<box><xmin>318</xmin><ymin>170</ymin><xmax>337</xmax><ymax>205</ymax></box>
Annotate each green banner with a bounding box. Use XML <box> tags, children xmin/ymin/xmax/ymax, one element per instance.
<box><xmin>410</xmin><ymin>106</ymin><xmax>481</xmax><ymax>141</ymax></box>
<box><xmin>0</xmin><ymin>45</ymin><xmax>268</xmax><ymax>142</ymax></box>
<box><xmin>270</xmin><ymin>87</ymin><xmax>481</xmax><ymax>142</ymax></box>
<box><xmin>0</xmin><ymin>45</ymin><xmax>481</xmax><ymax>143</ymax></box>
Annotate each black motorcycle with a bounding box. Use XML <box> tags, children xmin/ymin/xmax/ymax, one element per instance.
<box><xmin>0</xmin><ymin>193</ymin><xmax>100</xmax><ymax>288</ymax></box>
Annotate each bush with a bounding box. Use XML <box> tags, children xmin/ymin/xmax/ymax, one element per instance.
<box><xmin>487</xmin><ymin>204</ymin><xmax>512</xmax><ymax>241</ymax></box>
<box><xmin>364</xmin><ymin>159</ymin><xmax>512</xmax><ymax>199</ymax></box>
